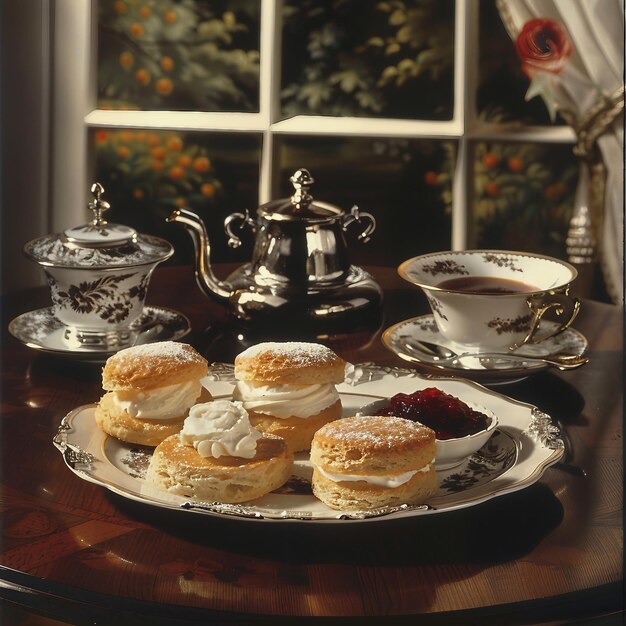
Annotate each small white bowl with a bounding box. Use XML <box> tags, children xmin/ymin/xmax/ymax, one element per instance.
<box><xmin>357</xmin><ymin>399</ymin><xmax>498</xmax><ymax>471</ymax></box>
<box><xmin>434</xmin><ymin>403</ymin><xmax>498</xmax><ymax>470</ymax></box>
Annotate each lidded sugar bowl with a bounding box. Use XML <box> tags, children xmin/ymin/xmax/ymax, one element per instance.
<box><xmin>168</xmin><ymin>168</ymin><xmax>383</xmax><ymax>327</ymax></box>
<box><xmin>24</xmin><ymin>183</ymin><xmax>173</xmax><ymax>346</ymax></box>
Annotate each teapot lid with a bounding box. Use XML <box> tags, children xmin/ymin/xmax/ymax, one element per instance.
<box><xmin>259</xmin><ymin>169</ymin><xmax>343</xmax><ymax>221</ymax></box>
<box><xmin>24</xmin><ymin>183</ymin><xmax>173</xmax><ymax>269</ymax></box>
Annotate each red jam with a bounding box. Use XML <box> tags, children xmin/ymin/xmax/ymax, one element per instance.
<box><xmin>375</xmin><ymin>387</ymin><xmax>491</xmax><ymax>440</ymax></box>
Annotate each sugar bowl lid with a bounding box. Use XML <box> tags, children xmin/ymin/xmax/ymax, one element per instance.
<box><xmin>24</xmin><ymin>183</ymin><xmax>174</xmax><ymax>268</ymax></box>
<box><xmin>258</xmin><ymin>169</ymin><xmax>344</xmax><ymax>221</ymax></box>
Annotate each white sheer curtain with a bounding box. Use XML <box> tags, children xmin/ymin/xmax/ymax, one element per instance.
<box><xmin>496</xmin><ymin>0</ymin><xmax>624</xmax><ymax>303</ymax></box>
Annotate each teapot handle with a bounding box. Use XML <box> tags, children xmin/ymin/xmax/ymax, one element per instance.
<box><xmin>224</xmin><ymin>210</ymin><xmax>256</xmax><ymax>248</ymax></box>
<box><xmin>342</xmin><ymin>205</ymin><xmax>376</xmax><ymax>243</ymax></box>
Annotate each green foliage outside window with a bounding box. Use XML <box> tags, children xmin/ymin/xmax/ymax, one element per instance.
<box><xmin>281</xmin><ymin>0</ymin><xmax>455</xmax><ymax>119</ymax></box>
<box><xmin>471</xmin><ymin>142</ymin><xmax>577</xmax><ymax>256</ymax></box>
<box><xmin>98</xmin><ymin>0</ymin><xmax>261</xmax><ymax>111</ymax></box>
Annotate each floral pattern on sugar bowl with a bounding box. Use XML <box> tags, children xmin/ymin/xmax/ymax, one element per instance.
<box><xmin>45</xmin><ymin>268</ymin><xmax>152</xmax><ymax>328</ymax></box>
<box><xmin>24</xmin><ymin>183</ymin><xmax>173</xmax><ymax>333</ymax></box>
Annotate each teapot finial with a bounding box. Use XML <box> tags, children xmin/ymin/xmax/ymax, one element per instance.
<box><xmin>290</xmin><ymin>168</ymin><xmax>315</xmax><ymax>211</ymax></box>
<box><xmin>88</xmin><ymin>182</ymin><xmax>111</xmax><ymax>228</ymax></box>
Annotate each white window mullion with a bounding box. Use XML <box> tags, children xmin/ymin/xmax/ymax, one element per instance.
<box><xmin>452</xmin><ymin>0</ymin><xmax>475</xmax><ymax>250</ymax></box>
<box><xmin>85</xmin><ymin>110</ymin><xmax>267</xmax><ymax>132</ymax></box>
<box><xmin>469</xmin><ymin>123</ymin><xmax>576</xmax><ymax>143</ymax></box>
<box><xmin>259</xmin><ymin>0</ymin><xmax>283</xmax><ymax>204</ymax></box>
<box><xmin>271</xmin><ymin>116</ymin><xmax>462</xmax><ymax>138</ymax></box>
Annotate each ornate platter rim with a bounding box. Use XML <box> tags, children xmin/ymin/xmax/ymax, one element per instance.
<box><xmin>53</xmin><ymin>363</ymin><xmax>564</xmax><ymax>523</ymax></box>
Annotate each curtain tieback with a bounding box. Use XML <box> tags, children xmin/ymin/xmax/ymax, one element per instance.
<box><xmin>574</xmin><ymin>85</ymin><xmax>625</xmax><ymax>160</ymax></box>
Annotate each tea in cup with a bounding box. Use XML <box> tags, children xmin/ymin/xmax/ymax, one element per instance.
<box><xmin>398</xmin><ymin>250</ymin><xmax>580</xmax><ymax>352</ymax></box>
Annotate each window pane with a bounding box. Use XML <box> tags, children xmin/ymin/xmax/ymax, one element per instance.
<box><xmin>470</xmin><ymin>141</ymin><xmax>578</xmax><ymax>258</ymax></box>
<box><xmin>478</xmin><ymin>1</ymin><xmax>565</xmax><ymax>125</ymax></box>
<box><xmin>278</xmin><ymin>136</ymin><xmax>455</xmax><ymax>266</ymax></box>
<box><xmin>280</xmin><ymin>0</ymin><xmax>455</xmax><ymax>120</ymax></box>
<box><xmin>97</xmin><ymin>0</ymin><xmax>261</xmax><ymax>112</ymax></box>
<box><xmin>93</xmin><ymin>129</ymin><xmax>261</xmax><ymax>264</ymax></box>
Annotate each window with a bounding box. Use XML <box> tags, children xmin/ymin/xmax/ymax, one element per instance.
<box><xmin>52</xmin><ymin>0</ymin><xmax>578</xmax><ymax>270</ymax></box>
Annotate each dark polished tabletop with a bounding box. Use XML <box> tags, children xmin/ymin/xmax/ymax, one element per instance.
<box><xmin>0</xmin><ymin>264</ymin><xmax>623</xmax><ymax>625</ymax></box>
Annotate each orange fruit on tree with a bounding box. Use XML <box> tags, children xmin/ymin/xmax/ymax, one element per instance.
<box><xmin>201</xmin><ymin>183</ymin><xmax>216</xmax><ymax>197</ymax></box>
<box><xmin>139</xmin><ymin>5</ymin><xmax>151</xmax><ymax>18</ymax></box>
<box><xmin>160</xmin><ymin>57</ymin><xmax>174</xmax><ymax>72</ymax></box>
<box><xmin>507</xmin><ymin>156</ymin><xmax>523</xmax><ymax>172</ymax></box>
<box><xmin>424</xmin><ymin>171</ymin><xmax>439</xmax><ymax>186</ymax></box>
<box><xmin>167</xmin><ymin>136</ymin><xmax>183</xmax><ymax>151</ymax></box>
<box><xmin>193</xmin><ymin>156</ymin><xmax>211</xmax><ymax>172</ymax></box>
<box><xmin>156</xmin><ymin>78</ymin><xmax>173</xmax><ymax>95</ymax></box>
<box><xmin>114</xmin><ymin>1</ymin><xmax>127</xmax><ymax>14</ymax></box>
<box><xmin>129</xmin><ymin>22</ymin><xmax>144</xmax><ymax>37</ymax></box>
<box><xmin>485</xmin><ymin>181</ymin><xmax>501</xmax><ymax>197</ymax></box>
<box><xmin>95</xmin><ymin>130</ymin><xmax>109</xmax><ymax>145</ymax></box>
<box><xmin>119</xmin><ymin>51</ymin><xmax>134</xmax><ymax>69</ymax></box>
<box><xmin>164</xmin><ymin>10</ymin><xmax>177</xmax><ymax>23</ymax></box>
<box><xmin>177</xmin><ymin>154</ymin><xmax>192</xmax><ymax>167</ymax></box>
<box><xmin>482</xmin><ymin>152</ymin><xmax>500</xmax><ymax>169</ymax></box>
<box><xmin>168</xmin><ymin>166</ymin><xmax>185</xmax><ymax>181</ymax></box>
<box><xmin>117</xmin><ymin>146</ymin><xmax>130</xmax><ymax>159</ymax></box>
<box><xmin>545</xmin><ymin>183</ymin><xmax>567</xmax><ymax>200</ymax></box>
<box><xmin>135</xmin><ymin>69</ymin><xmax>151</xmax><ymax>85</ymax></box>
<box><xmin>151</xmin><ymin>146</ymin><xmax>166</xmax><ymax>160</ymax></box>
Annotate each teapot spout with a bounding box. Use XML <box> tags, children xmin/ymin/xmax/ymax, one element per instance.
<box><xmin>167</xmin><ymin>208</ymin><xmax>233</xmax><ymax>301</ymax></box>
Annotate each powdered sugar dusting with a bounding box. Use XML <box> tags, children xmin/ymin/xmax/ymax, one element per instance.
<box><xmin>237</xmin><ymin>341</ymin><xmax>337</xmax><ymax>364</ymax></box>
<box><xmin>321</xmin><ymin>415</ymin><xmax>433</xmax><ymax>448</ymax></box>
<box><xmin>112</xmin><ymin>341</ymin><xmax>201</xmax><ymax>363</ymax></box>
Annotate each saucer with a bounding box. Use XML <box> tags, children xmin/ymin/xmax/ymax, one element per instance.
<box><xmin>8</xmin><ymin>306</ymin><xmax>191</xmax><ymax>362</ymax></box>
<box><xmin>382</xmin><ymin>315</ymin><xmax>588</xmax><ymax>384</ymax></box>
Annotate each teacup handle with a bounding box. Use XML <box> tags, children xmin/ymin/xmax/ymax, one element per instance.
<box><xmin>515</xmin><ymin>290</ymin><xmax>581</xmax><ymax>349</ymax></box>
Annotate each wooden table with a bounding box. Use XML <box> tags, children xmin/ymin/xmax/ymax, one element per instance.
<box><xmin>1</xmin><ymin>265</ymin><xmax>623</xmax><ymax>625</ymax></box>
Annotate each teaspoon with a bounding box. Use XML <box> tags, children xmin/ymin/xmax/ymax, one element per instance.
<box><xmin>405</xmin><ymin>339</ymin><xmax>589</xmax><ymax>370</ymax></box>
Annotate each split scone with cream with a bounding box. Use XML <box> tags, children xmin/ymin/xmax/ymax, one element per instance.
<box><xmin>232</xmin><ymin>341</ymin><xmax>346</xmax><ymax>453</ymax></box>
<box><xmin>145</xmin><ymin>400</ymin><xmax>293</xmax><ymax>503</ymax></box>
<box><xmin>95</xmin><ymin>341</ymin><xmax>210</xmax><ymax>446</ymax></box>
<box><xmin>310</xmin><ymin>415</ymin><xmax>438</xmax><ymax>510</ymax></box>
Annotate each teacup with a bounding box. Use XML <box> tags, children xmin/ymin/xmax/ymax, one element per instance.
<box><xmin>398</xmin><ymin>250</ymin><xmax>580</xmax><ymax>352</ymax></box>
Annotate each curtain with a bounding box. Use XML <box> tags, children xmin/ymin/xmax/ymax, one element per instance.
<box><xmin>496</xmin><ymin>0</ymin><xmax>624</xmax><ymax>303</ymax></box>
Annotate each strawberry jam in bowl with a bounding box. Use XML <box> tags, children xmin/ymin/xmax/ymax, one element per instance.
<box><xmin>359</xmin><ymin>387</ymin><xmax>498</xmax><ymax>470</ymax></box>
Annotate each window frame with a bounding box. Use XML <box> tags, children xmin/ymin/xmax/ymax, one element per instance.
<box><xmin>52</xmin><ymin>0</ymin><xmax>576</xmax><ymax>251</ymax></box>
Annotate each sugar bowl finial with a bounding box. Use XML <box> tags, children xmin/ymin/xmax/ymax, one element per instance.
<box><xmin>88</xmin><ymin>182</ymin><xmax>111</xmax><ymax>228</ymax></box>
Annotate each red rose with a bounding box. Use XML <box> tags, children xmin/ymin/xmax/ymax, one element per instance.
<box><xmin>516</xmin><ymin>18</ymin><xmax>573</xmax><ymax>78</ymax></box>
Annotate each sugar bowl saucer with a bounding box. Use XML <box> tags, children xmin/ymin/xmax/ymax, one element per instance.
<box><xmin>382</xmin><ymin>314</ymin><xmax>588</xmax><ymax>384</ymax></box>
<box><xmin>8</xmin><ymin>306</ymin><xmax>191</xmax><ymax>362</ymax></box>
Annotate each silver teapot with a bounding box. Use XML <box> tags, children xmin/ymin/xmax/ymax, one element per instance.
<box><xmin>168</xmin><ymin>169</ymin><xmax>382</xmax><ymax>326</ymax></box>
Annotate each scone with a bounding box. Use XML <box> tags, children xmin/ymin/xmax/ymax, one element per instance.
<box><xmin>232</xmin><ymin>341</ymin><xmax>346</xmax><ymax>453</ymax></box>
<box><xmin>310</xmin><ymin>415</ymin><xmax>438</xmax><ymax>510</ymax></box>
<box><xmin>94</xmin><ymin>341</ymin><xmax>210</xmax><ymax>446</ymax></box>
<box><xmin>145</xmin><ymin>400</ymin><xmax>293</xmax><ymax>503</ymax></box>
